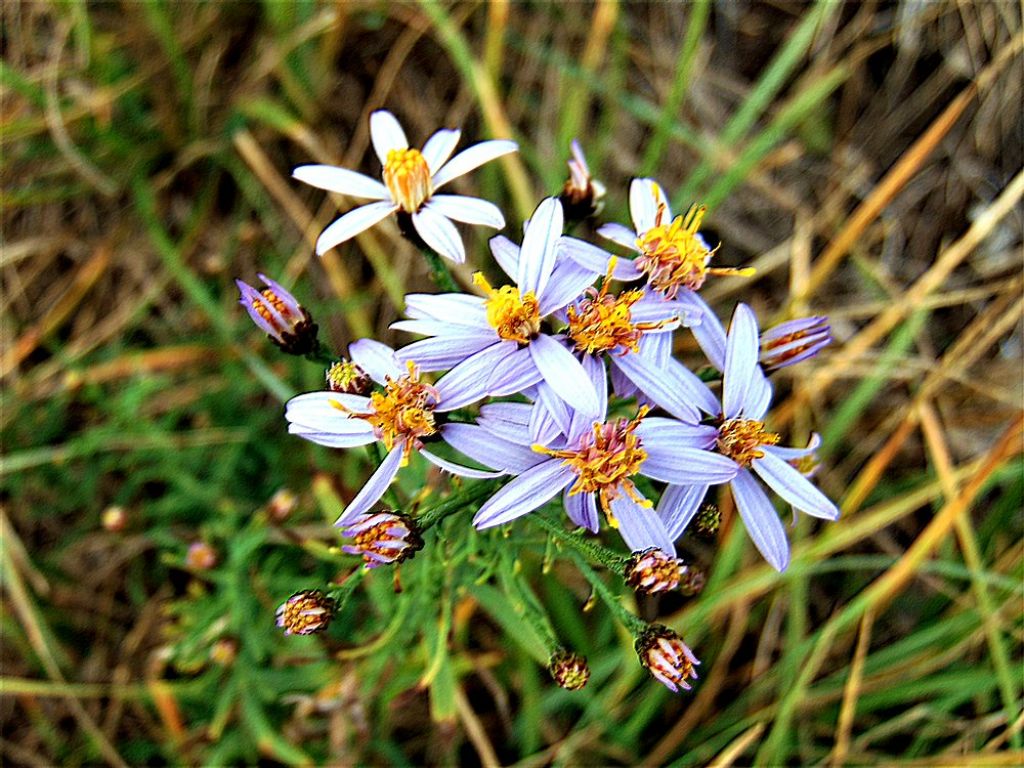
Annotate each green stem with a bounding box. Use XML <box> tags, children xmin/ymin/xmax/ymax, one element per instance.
<box><xmin>325</xmin><ymin>566</ymin><xmax>368</xmax><ymax>607</ymax></box>
<box><xmin>417</xmin><ymin>480</ymin><xmax>501</xmax><ymax>530</ymax></box>
<box><xmin>530</xmin><ymin>512</ymin><xmax>628</xmax><ymax>571</ymax></box>
<box><xmin>303</xmin><ymin>339</ymin><xmax>337</xmax><ymax>367</ymax></box>
<box><xmin>420</xmin><ymin>245</ymin><xmax>459</xmax><ymax>292</ymax></box>
<box><xmin>567</xmin><ymin>550</ymin><xmax>648</xmax><ymax>636</ymax></box>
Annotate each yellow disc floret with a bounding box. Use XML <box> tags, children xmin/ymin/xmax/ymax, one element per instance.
<box><xmin>536</xmin><ymin>408</ymin><xmax>651</xmax><ymax>518</ymax></box>
<box><xmin>383</xmin><ymin>148</ymin><xmax>432</xmax><ymax>212</ymax></box>
<box><xmin>716</xmin><ymin>418</ymin><xmax>779</xmax><ymax>467</ymax></box>
<box><xmin>474</xmin><ymin>273</ymin><xmax>541</xmax><ymax>344</ymax></box>
<box><xmin>567</xmin><ymin>259</ymin><xmax>670</xmax><ymax>355</ymax></box>
<box><xmin>330</xmin><ymin>361</ymin><xmax>438</xmax><ymax>460</ymax></box>
<box><xmin>636</xmin><ymin>202</ymin><xmax>753</xmax><ymax>298</ymax></box>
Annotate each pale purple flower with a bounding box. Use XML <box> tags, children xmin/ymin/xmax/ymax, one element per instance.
<box><xmin>636</xmin><ymin>625</ymin><xmax>700</xmax><ymax>693</ymax></box>
<box><xmin>285</xmin><ymin>340</ymin><xmax>504</xmax><ymax>526</ymax></box>
<box><xmin>392</xmin><ymin>197</ymin><xmax>634</xmax><ymax>418</ymax></box>
<box><xmin>559</xmin><ymin>139</ymin><xmax>606</xmax><ymax>220</ymax></box>
<box><xmin>598</xmin><ymin>178</ymin><xmax>753</xmax><ymax>303</ymax></box>
<box><xmin>293</xmin><ymin>110</ymin><xmax>517</xmax><ymax>262</ymax></box>
<box><xmin>236</xmin><ymin>274</ymin><xmax>318</xmax><ymax>355</ymax></box>
<box><xmin>658</xmin><ymin>304</ymin><xmax>839</xmax><ymax>572</ymax></box>
<box><xmin>760</xmin><ymin>315</ymin><xmax>832</xmax><ymax>372</ymax></box>
<box><xmin>441</xmin><ymin>358</ymin><xmax>737</xmax><ymax>555</ymax></box>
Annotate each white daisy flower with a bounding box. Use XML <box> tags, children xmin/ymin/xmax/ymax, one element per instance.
<box><xmin>293</xmin><ymin>110</ymin><xmax>518</xmax><ymax>263</ymax></box>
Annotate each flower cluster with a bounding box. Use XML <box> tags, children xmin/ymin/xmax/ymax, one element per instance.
<box><xmin>240</xmin><ymin>110</ymin><xmax>838</xmax><ymax>692</ymax></box>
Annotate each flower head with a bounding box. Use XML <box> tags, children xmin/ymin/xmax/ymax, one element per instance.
<box><xmin>558</xmin><ymin>139</ymin><xmax>605</xmax><ymax>221</ymax></box>
<box><xmin>597</xmin><ymin>179</ymin><xmax>753</xmax><ymax>300</ymax></box>
<box><xmin>341</xmin><ymin>511</ymin><xmax>424</xmax><ymax>569</ymax></box>
<box><xmin>326</xmin><ymin>359</ymin><xmax>371</xmax><ymax>395</ymax></box>
<box><xmin>759</xmin><ymin>315</ymin><xmax>832</xmax><ymax>372</ymax></box>
<box><xmin>276</xmin><ymin>590</ymin><xmax>335</xmax><ymax>636</ymax></box>
<box><xmin>293</xmin><ymin>110</ymin><xmax>517</xmax><ymax>263</ymax></box>
<box><xmin>393</xmin><ymin>197</ymin><xmax>634</xmax><ymax>417</ymax></box>
<box><xmin>236</xmin><ymin>274</ymin><xmax>318</xmax><ymax>355</ymax></box>
<box><xmin>636</xmin><ymin>624</ymin><xmax>700</xmax><ymax>693</ymax></box>
<box><xmin>286</xmin><ymin>340</ymin><xmax>504</xmax><ymax>526</ymax></box>
<box><xmin>666</xmin><ymin>304</ymin><xmax>840</xmax><ymax>572</ymax></box>
<box><xmin>186</xmin><ymin>541</ymin><xmax>217</xmax><ymax>570</ymax></box>
<box><xmin>549</xmin><ymin>650</ymin><xmax>590</xmax><ymax>690</ymax></box>
<box><xmin>625</xmin><ymin>548</ymin><xmax>683</xmax><ymax>594</ymax></box>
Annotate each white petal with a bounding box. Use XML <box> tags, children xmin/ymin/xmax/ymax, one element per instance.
<box><xmin>597</xmin><ymin>222</ymin><xmax>641</xmax><ymax>250</ymax></box>
<box><xmin>288</xmin><ymin>426</ymin><xmax>377</xmax><ymax>449</ymax></box>
<box><xmin>489</xmin><ymin>235</ymin><xmax>521</xmax><ymax>280</ymax></box>
<box><xmin>432</xmin><ymin>139</ymin><xmax>518</xmax><ymax>189</ymax></box>
<box><xmin>763</xmin><ymin>434</ymin><xmax>821</xmax><ymax>461</ymax></box>
<box><xmin>630</xmin><ymin>178</ymin><xmax>668</xmax><ymax>233</ymax></box>
<box><xmin>558</xmin><ymin>236</ymin><xmax>641</xmax><ymax>280</ymax></box>
<box><xmin>369</xmin><ymin>110</ymin><xmax>408</xmax><ymax>164</ymax></box>
<box><xmin>640</xmin><ymin>445</ymin><xmax>738</xmax><ymax>485</ymax></box>
<box><xmin>518</xmin><ymin>197</ymin><xmax>563</xmax><ymax>298</ymax></box>
<box><xmin>731</xmin><ymin>470</ymin><xmax>790</xmax><ymax>572</ymax></box>
<box><xmin>421</xmin><ymin>128</ymin><xmax>461</xmax><ymax>174</ymax></box>
<box><xmin>316</xmin><ymin>201</ymin><xmax>397</xmax><ymax>255</ymax></box>
<box><xmin>657</xmin><ymin>484</ymin><xmax>709</xmax><ymax>540</ymax></box>
<box><xmin>564</xmin><ymin>490</ymin><xmax>599</xmax><ymax>532</ymax></box>
<box><xmin>393</xmin><ymin>334</ymin><xmax>495</xmax><ymax>372</ymax></box>
<box><xmin>487</xmin><ymin>345</ymin><xmax>543</xmax><ymax>396</ymax></box>
<box><xmin>539</xmin><ymin>258</ymin><xmax>600</xmax><ymax>316</ymax></box>
<box><xmin>752</xmin><ymin>451</ymin><xmax>839</xmax><ymax>521</ymax></box>
<box><xmin>425</xmin><ymin>195</ymin><xmax>505</xmax><ymax>229</ymax></box>
<box><xmin>434</xmin><ymin>342</ymin><xmax>513</xmax><ymax>411</ymax></box>
<box><xmin>472</xmin><ymin>459</ymin><xmax>574</xmax><ymax>528</ymax></box>
<box><xmin>611</xmin><ymin>352</ymin><xmax>709</xmax><ymax>421</ymax></box>
<box><xmin>403</xmin><ymin>293</ymin><xmax>488</xmax><ymax>324</ymax></box>
<box><xmin>412</xmin><ymin>207</ymin><xmax>466</xmax><ymax>264</ymax></box>
<box><xmin>349</xmin><ymin>338</ymin><xmax>403</xmax><ymax>382</ymax></box>
<box><xmin>688</xmin><ymin>291</ymin><xmax>728</xmax><ymax>371</ymax></box>
<box><xmin>421</xmin><ymin>449</ymin><xmax>506</xmax><ymax>479</ymax></box>
<box><xmin>529</xmin><ymin>334</ymin><xmax>600</xmax><ymax>417</ymax></box>
<box><xmin>723</xmin><ymin>303</ymin><xmax>761</xmax><ymax>417</ymax></box>
<box><xmin>566</xmin><ymin>353</ymin><xmax>608</xmax><ymax>443</ymax></box>
<box><xmin>292</xmin><ymin>165</ymin><xmax>388</xmax><ymax>199</ymax></box>
<box><xmin>336</xmin><ymin>445</ymin><xmax>404</xmax><ymax>526</ymax></box>
<box><xmin>610</xmin><ymin>494</ymin><xmax>675</xmax><ymax>555</ymax></box>
<box><xmin>440</xmin><ymin>423</ymin><xmax>543</xmax><ymax>473</ymax></box>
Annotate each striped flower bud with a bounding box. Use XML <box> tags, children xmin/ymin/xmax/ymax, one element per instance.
<box><xmin>635</xmin><ymin>624</ymin><xmax>700</xmax><ymax>693</ymax></box>
<box><xmin>625</xmin><ymin>548</ymin><xmax>683</xmax><ymax>594</ymax></box>
<box><xmin>549</xmin><ymin>650</ymin><xmax>590</xmax><ymax>691</ymax></box>
<box><xmin>341</xmin><ymin>511</ymin><xmax>424</xmax><ymax>569</ymax></box>
<box><xmin>276</xmin><ymin>590</ymin><xmax>336</xmax><ymax>636</ymax></box>
<box><xmin>236</xmin><ymin>274</ymin><xmax>318</xmax><ymax>356</ymax></box>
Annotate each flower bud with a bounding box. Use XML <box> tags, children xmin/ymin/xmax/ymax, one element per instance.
<box><xmin>760</xmin><ymin>316</ymin><xmax>831</xmax><ymax>373</ymax></box>
<box><xmin>276</xmin><ymin>590</ymin><xmax>336</xmax><ymax>636</ymax></box>
<box><xmin>236</xmin><ymin>274</ymin><xmax>318</xmax><ymax>356</ymax></box>
<box><xmin>558</xmin><ymin>139</ymin><xmax>606</xmax><ymax>222</ymax></box>
<box><xmin>635</xmin><ymin>624</ymin><xmax>700</xmax><ymax>693</ymax></box>
<box><xmin>101</xmin><ymin>505</ymin><xmax>127</xmax><ymax>532</ymax></box>
<box><xmin>186</xmin><ymin>541</ymin><xmax>218</xmax><ymax>570</ymax></box>
<box><xmin>325</xmin><ymin>359</ymin><xmax>371</xmax><ymax>395</ymax></box>
<box><xmin>210</xmin><ymin>638</ymin><xmax>238</xmax><ymax>666</ymax></box>
<box><xmin>678</xmin><ymin>563</ymin><xmax>707</xmax><ymax>597</ymax></box>
<box><xmin>548</xmin><ymin>650</ymin><xmax>590</xmax><ymax>690</ymax></box>
<box><xmin>341</xmin><ymin>511</ymin><xmax>424</xmax><ymax>569</ymax></box>
<box><xmin>625</xmin><ymin>548</ymin><xmax>682</xmax><ymax>594</ymax></box>
<box><xmin>267</xmin><ymin>488</ymin><xmax>298</xmax><ymax>522</ymax></box>
<box><xmin>693</xmin><ymin>503</ymin><xmax>721</xmax><ymax>539</ymax></box>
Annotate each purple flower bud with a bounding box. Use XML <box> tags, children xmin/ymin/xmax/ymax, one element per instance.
<box><xmin>236</xmin><ymin>274</ymin><xmax>318</xmax><ymax>355</ymax></box>
<box><xmin>549</xmin><ymin>650</ymin><xmax>590</xmax><ymax>690</ymax></box>
<box><xmin>558</xmin><ymin>139</ymin><xmax>606</xmax><ymax>221</ymax></box>
<box><xmin>276</xmin><ymin>590</ymin><xmax>335</xmax><ymax>636</ymax></box>
<box><xmin>341</xmin><ymin>511</ymin><xmax>424</xmax><ymax>569</ymax></box>
<box><xmin>636</xmin><ymin>624</ymin><xmax>700</xmax><ymax>693</ymax></box>
<box><xmin>759</xmin><ymin>316</ymin><xmax>831</xmax><ymax>372</ymax></box>
<box><xmin>625</xmin><ymin>548</ymin><xmax>683</xmax><ymax>594</ymax></box>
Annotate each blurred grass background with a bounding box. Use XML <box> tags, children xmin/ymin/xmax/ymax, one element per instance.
<box><xmin>2</xmin><ymin>1</ymin><xmax>1023</xmax><ymax>765</ymax></box>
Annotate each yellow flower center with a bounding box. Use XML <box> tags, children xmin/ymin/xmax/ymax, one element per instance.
<box><xmin>567</xmin><ymin>260</ymin><xmax>669</xmax><ymax>355</ymax></box>
<box><xmin>383</xmin><ymin>148</ymin><xmax>432</xmax><ymax>213</ymax></box>
<box><xmin>332</xmin><ymin>362</ymin><xmax>437</xmax><ymax>459</ymax></box>
<box><xmin>474</xmin><ymin>273</ymin><xmax>541</xmax><ymax>344</ymax></box>
<box><xmin>716</xmin><ymin>418</ymin><xmax>779</xmax><ymax>467</ymax></box>
<box><xmin>536</xmin><ymin>408</ymin><xmax>651</xmax><ymax>518</ymax></box>
<box><xmin>635</xmin><ymin>203</ymin><xmax>753</xmax><ymax>298</ymax></box>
